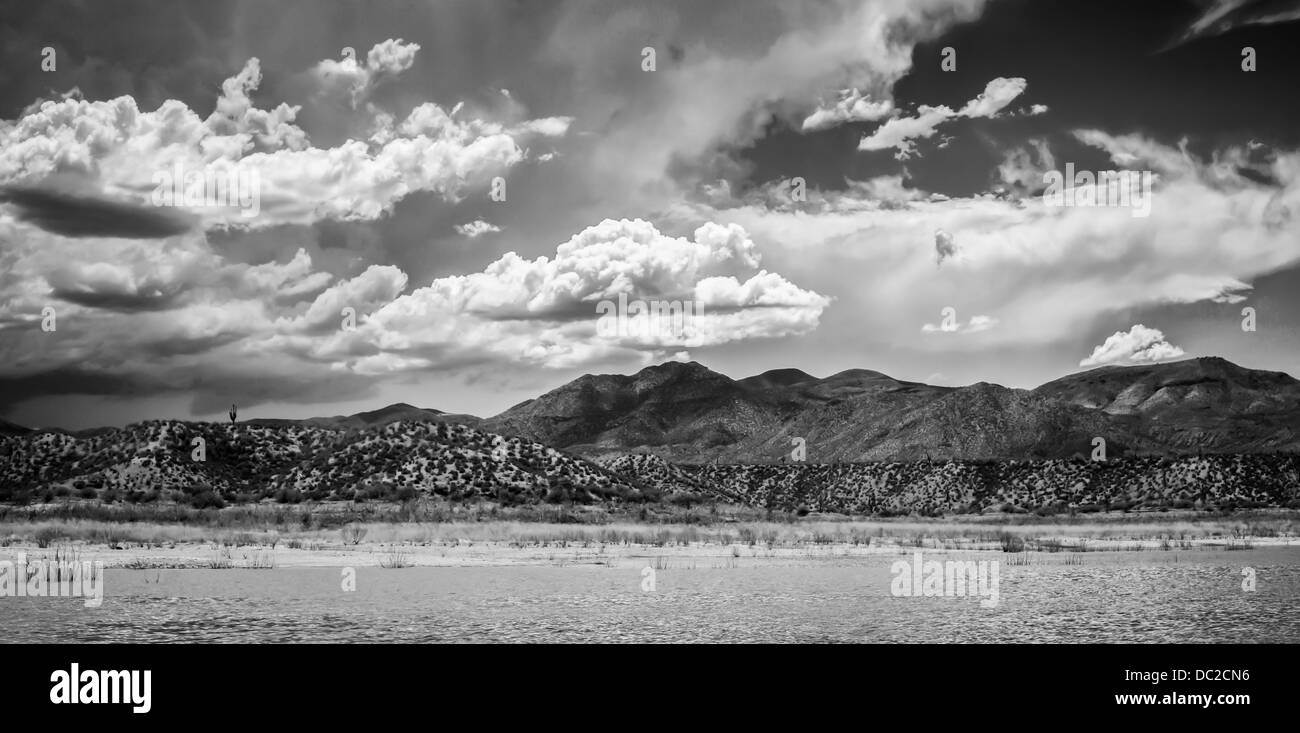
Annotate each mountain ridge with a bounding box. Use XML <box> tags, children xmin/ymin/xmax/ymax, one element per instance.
<box><xmin>3</xmin><ymin>357</ymin><xmax>1297</xmax><ymax>463</ymax></box>
<box><xmin>480</xmin><ymin>356</ymin><xmax>1300</xmax><ymax>462</ymax></box>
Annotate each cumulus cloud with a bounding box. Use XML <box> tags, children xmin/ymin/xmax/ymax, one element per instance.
<box><xmin>312</xmin><ymin>39</ymin><xmax>421</xmax><ymax>107</ymax></box>
<box><xmin>0</xmin><ymin>41</ymin><xmax>570</xmax><ymax>231</ymax></box>
<box><xmin>958</xmin><ymin>77</ymin><xmax>1028</xmax><ymax>118</ymax></box>
<box><xmin>666</xmin><ymin>135</ymin><xmax>1300</xmax><ymax>359</ymax></box>
<box><xmin>3</xmin><ymin>1</ymin><xmax>1007</xmax><ymax>422</ymax></box>
<box><xmin>858</xmin><ymin>105</ymin><xmax>955</xmax><ymax>158</ymax></box>
<box><xmin>801</xmin><ymin>88</ymin><xmax>894</xmax><ymax>132</ymax></box>
<box><xmin>0</xmin><ymin>217</ymin><xmax>358</xmax><ymax>410</ymax></box>
<box><xmin>455</xmin><ymin>219</ymin><xmax>502</xmax><ymax>238</ymax></box>
<box><xmin>1080</xmin><ymin>324</ymin><xmax>1186</xmax><ymax>367</ymax></box>
<box><xmin>858</xmin><ymin>77</ymin><xmax>1029</xmax><ymax>158</ymax></box>
<box><xmin>0</xmin><ymin>213</ymin><xmax>827</xmax><ymax>409</ymax></box>
<box><xmin>296</xmin><ymin>218</ymin><xmax>829</xmax><ymax>371</ymax></box>
<box><xmin>283</xmin><ymin>264</ymin><xmax>408</xmax><ymax>334</ymax></box>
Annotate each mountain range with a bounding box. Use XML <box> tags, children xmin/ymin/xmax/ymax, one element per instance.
<box><xmin>3</xmin><ymin>357</ymin><xmax>1299</xmax><ymax>512</ymax></box>
<box><xmin>480</xmin><ymin>356</ymin><xmax>1300</xmax><ymax>463</ymax></box>
<box><xmin>6</xmin><ymin>356</ymin><xmax>1299</xmax><ymax>464</ymax></box>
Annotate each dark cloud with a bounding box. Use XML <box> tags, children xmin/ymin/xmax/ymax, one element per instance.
<box><xmin>0</xmin><ymin>187</ymin><xmax>195</xmax><ymax>239</ymax></box>
<box><xmin>0</xmin><ymin>367</ymin><xmax>149</xmax><ymax>411</ymax></box>
<box><xmin>0</xmin><ymin>0</ymin><xmax>234</xmax><ymax>118</ymax></box>
<box><xmin>0</xmin><ymin>361</ymin><xmax>377</xmax><ymax>416</ymax></box>
<box><xmin>50</xmin><ymin>289</ymin><xmax>180</xmax><ymax>313</ymax></box>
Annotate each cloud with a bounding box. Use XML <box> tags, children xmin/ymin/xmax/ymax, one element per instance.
<box><xmin>295</xmin><ymin>218</ymin><xmax>829</xmax><ymax>371</ymax></box>
<box><xmin>666</xmin><ymin>134</ymin><xmax>1300</xmax><ymax>359</ymax></box>
<box><xmin>958</xmin><ymin>77</ymin><xmax>1028</xmax><ymax>118</ymax></box>
<box><xmin>935</xmin><ymin>229</ymin><xmax>957</xmax><ymax>264</ymax></box>
<box><xmin>312</xmin><ymin>39</ymin><xmax>421</xmax><ymax>108</ymax></box>
<box><xmin>284</xmin><ymin>265</ymin><xmax>408</xmax><ymax>334</ymax></box>
<box><xmin>858</xmin><ymin>105</ymin><xmax>955</xmax><ymax>158</ymax></box>
<box><xmin>857</xmin><ymin>77</ymin><xmax>1029</xmax><ymax>158</ymax></box>
<box><xmin>1080</xmin><ymin>324</ymin><xmax>1186</xmax><ymax>367</ymax></box>
<box><xmin>2</xmin><ymin>1</ymin><xmax>1012</xmax><ymax>422</ymax></box>
<box><xmin>1169</xmin><ymin>0</ymin><xmax>1300</xmax><ymax>47</ymax></box>
<box><xmin>0</xmin><ymin>186</ymin><xmax>194</xmax><ymax>239</ymax></box>
<box><xmin>1072</xmin><ymin>129</ymin><xmax>1194</xmax><ymax>174</ymax></box>
<box><xmin>922</xmin><ymin>313</ymin><xmax>998</xmax><ymax>333</ymax></box>
<box><xmin>702</xmin><ymin>174</ymin><xmax>924</xmax><ymax>213</ymax></box>
<box><xmin>996</xmin><ymin>138</ymin><xmax>1056</xmax><ymax>194</ymax></box>
<box><xmin>801</xmin><ymin>88</ymin><xmax>894</xmax><ymax>132</ymax></box>
<box><xmin>455</xmin><ymin>219</ymin><xmax>502</xmax><ymax>238</ymax></box>
<box><xmin>1210</xmin><ymin>283</ymin><xmax>1252</xmax><ymax>303</ymax></box>
<box><xmin>541</xmin><ymin>0</ymin><xmax>988</xmax><ymax>200</ymax></box>
<box><xmin>0</xmin><ymin>213</ymin><xmax>827</xmax><ymax>410</ymax></box>
<box><xmin>0</xmin><ymin>41</ymin><xmax>569</xmax><ymax>231</ymax></box>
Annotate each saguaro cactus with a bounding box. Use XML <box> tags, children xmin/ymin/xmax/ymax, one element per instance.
<box><xmin>229</xmin><ymin>404</ymin><xmax>237</xmax><ymax>423</ymax></box>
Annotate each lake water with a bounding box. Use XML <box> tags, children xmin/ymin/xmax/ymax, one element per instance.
<box><xmin>4</xmin><ymin>549</ymin><xmax>1297</xmax><ymax>643</ymax></box>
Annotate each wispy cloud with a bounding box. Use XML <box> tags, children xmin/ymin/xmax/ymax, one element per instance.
<box><xmin>858</xmin><ymin>77</ymin><xmax>1029</xmax><ymax>158</ymax></box>
<box><xmin>1168</xmin><ymin>0</ymin><xmax>1300</xmax><ymax>47</ymax></box>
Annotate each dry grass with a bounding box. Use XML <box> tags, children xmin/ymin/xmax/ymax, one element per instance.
<box><xmin>378</xmin><ymin>546</ymin><xmax>409</xmax><ymax>568</ymax></box>
<box><xmin>1</xmin><ymin>508</ymin><xmax>1295</xmax><ymax>552</ymax></box>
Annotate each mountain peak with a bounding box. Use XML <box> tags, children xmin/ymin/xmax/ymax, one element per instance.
<box><xmin>353</xmin><ymin>403</ymin><xmax>444</xmax><ymax>420</ymax></box>
<box><xmin>825</xmin><ymin>368</ymin><xmax>891</xmax><ymax>381</ymax></box>
<box><xmin>486</xmin><ymin>354</ymin><xmax>1300</xmax><ymax>462</ymax></box>
<box><xmin>634</xmin><ymin>360</ymin><xmax>715</xmax><ymax>376</ymax></box>
<box><xmin>739</xmin><ymin>368</ymin><xmax>816</xmax><ymax>388</ymax></box>
<box><xmin>631</xmin><ymin>360</ymin><xmax>731</xmax><ymax>390</ymax></box>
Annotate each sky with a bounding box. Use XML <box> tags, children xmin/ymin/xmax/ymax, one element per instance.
<box><xmin>1</xmin><ymin>0</ymin><xmax>1299</xmax><ymax>429</ymax></box>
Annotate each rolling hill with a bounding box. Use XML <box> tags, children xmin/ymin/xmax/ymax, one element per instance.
<box><xmin>0</xmin><ymin>420</ymin><xmax>643</xmax><ymax>505</ymax></box>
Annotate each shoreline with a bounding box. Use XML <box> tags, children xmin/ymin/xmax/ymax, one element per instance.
<box><xmin>3</xmin><ymin>508</ymin><xmax>1296</xmax><ymax>569</ymax></box>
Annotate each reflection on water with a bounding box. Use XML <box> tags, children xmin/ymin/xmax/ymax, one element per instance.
<box><xmin>4</xmin><ymin>549</ymin><xmax>1297</xmax><ymax>643</ymax></box>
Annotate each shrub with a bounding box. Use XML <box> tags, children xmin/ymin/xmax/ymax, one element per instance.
<box><xmin>998</xmin><ymin>532</ymin><xmax>1025</xmax><ymax>553</ymax></box>
<box><xmin>186</xmin><ymin>490</ymin><xmax>227</xmax><ymax>510</ymax></box>
<box><xmin>275</xmin><ymin>487</ymin><xmax>303</xmax><ymax>504</ymax></box>
<box><xmin>34</xmin><ymin>526</ymin><xmax>60</xmax><ymax>548</ymax></box>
